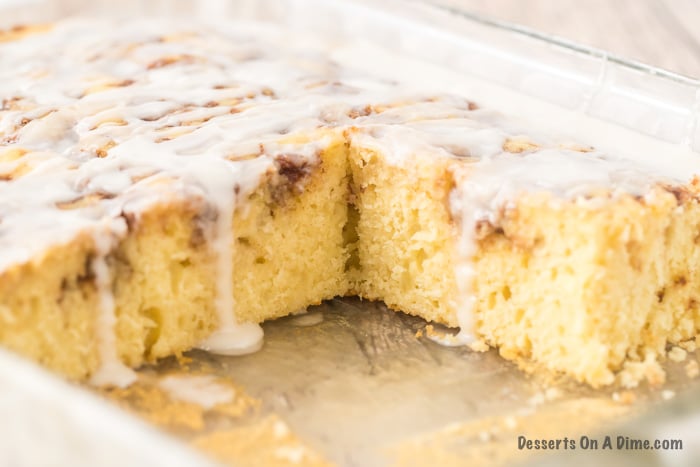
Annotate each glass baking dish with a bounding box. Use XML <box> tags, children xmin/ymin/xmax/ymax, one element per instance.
<box><xmin>1</xmin><ymin>0</ymin><xmax>700</xmax><ymax>466</ymax></box>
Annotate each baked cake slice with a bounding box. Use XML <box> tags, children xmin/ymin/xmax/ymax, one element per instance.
<box><xmin>0</xmin><ymin>19</ymin><xmax>698</xmax><ymax>388</ymax></box>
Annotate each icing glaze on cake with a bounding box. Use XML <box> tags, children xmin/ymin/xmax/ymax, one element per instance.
<box><xmin>1</xmin><ymin>19</ymin><xmax>698</xmax><ymax>386</ymax></box>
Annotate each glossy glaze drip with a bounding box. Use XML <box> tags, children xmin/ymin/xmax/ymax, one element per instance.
<box><xmin>189</xmin><ymin>159</ymin><xmax>264</xmax><ymax>355</ymax></box>
<box><xmin>88</xmin><ymin>226</ymin><xmax>136</xmax><ymax>387</ymax></box>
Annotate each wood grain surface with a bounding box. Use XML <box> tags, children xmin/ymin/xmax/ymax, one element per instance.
<box><xmin>431</xmin><ymin>0</ymin><xmax>700</xmax><ymax>78</ymax></box>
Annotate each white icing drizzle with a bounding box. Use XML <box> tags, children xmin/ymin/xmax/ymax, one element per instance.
<box><xmin>88</xmin><ymin>227</ymin><xmax>137</xmax><ymax>388</ymax></box>
<box><xmin>157</xmin><ymin>374</ymin><xmax>235</xmax><ymax>409</ymax></box>
<box><xmin>190</xmin><ymin>159</ymin><xmax>264</xmax><ymax>355</ymax></box>
<box><xmin>1</xmin><ymin>18</ymin><xmax>698</xmax><ymax>370</ymax></box>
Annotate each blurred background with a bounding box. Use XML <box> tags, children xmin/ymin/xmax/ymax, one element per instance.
<box><xmin>432</xmin><ymin>0</ymin><xmax>700</xmax><ymax>78</ymax></box>
<box><xmin>1</xmin><ymin>0</ymin><xmax>699</xmax><ymax>77</ymax></box>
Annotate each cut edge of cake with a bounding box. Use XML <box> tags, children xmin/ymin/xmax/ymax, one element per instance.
<box><xmin>2</xmin><ymin>20</ymin><xmax>700</xmax><ymax>389</ymax></box>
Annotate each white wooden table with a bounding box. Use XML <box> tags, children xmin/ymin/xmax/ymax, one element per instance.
<box><xmin>436</xmin><ymin>0</ymin><xmax>700</xmax><ymax>78</ymax></box>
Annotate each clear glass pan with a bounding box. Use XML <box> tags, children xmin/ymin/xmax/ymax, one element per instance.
<box><xmin>1</xmin><ymin>1</ymin><xmax>699</xmax><ymax>465</ymax></box>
